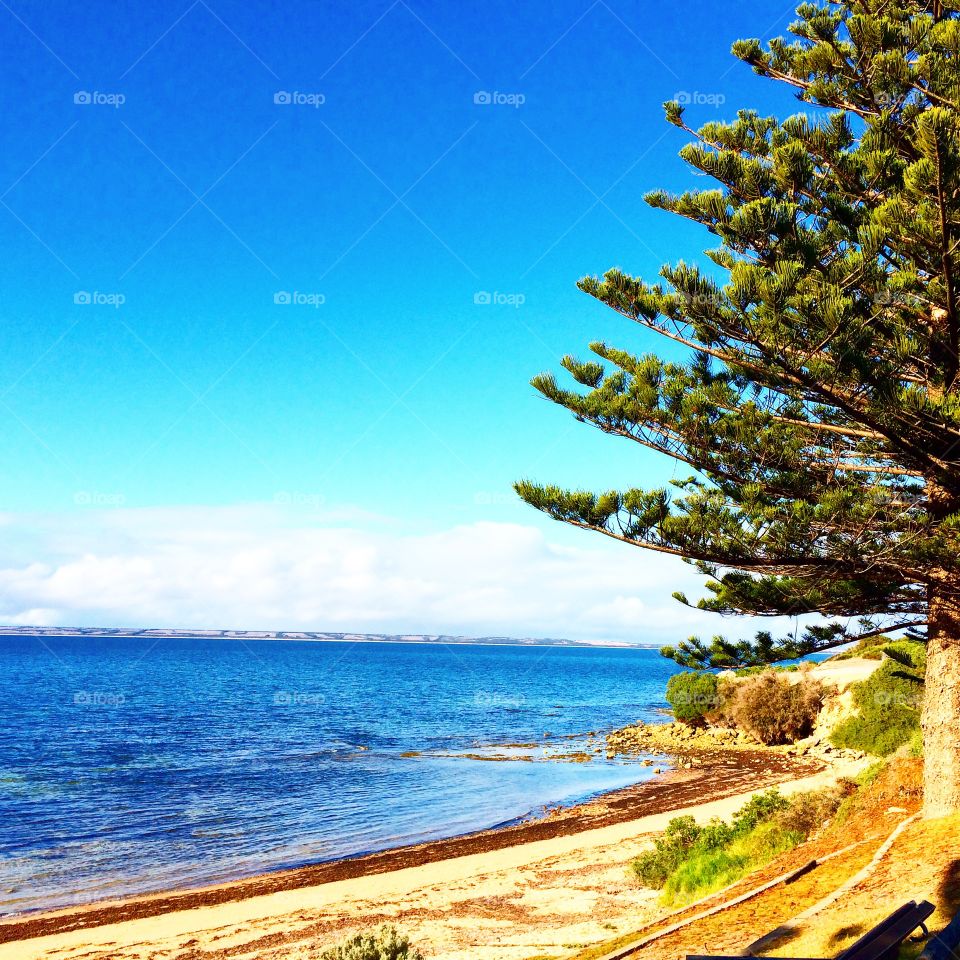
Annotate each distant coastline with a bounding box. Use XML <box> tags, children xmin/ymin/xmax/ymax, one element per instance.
<box><xmin>0</xmin><ymin>626</ymin><xmax>657</xmax><ymax>648</ymax></box>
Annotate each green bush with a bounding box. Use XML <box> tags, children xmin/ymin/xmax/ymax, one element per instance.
<box><xmin>318</xmin><ymin>926</ymin><xmax>423</xmax><ymax>960</ymax></box>
<box><xmin>771</xmin><ymin>785</ymin><xmax>852</xmax><ymax>837</ymax></box>
<box><xmin>665</xmin><ymin>671</ymin><xmax>720</xmax><ymax>724</ymax></box>
<box><xmin>730</xmin><ymin>788</ymin><xmax>790</xmax><ymax>832</ymax></box>
<box><xmin>831</xmin><ymin>637</ymin><xmax>927</xmax><ymax>665</ymax></box>
<box><xmin>632</xmin><ymin>788</ymin><xmax>842</xmax><ymax>906</ymax></box>
<box><xmin>720</xmin><ymin>672</ymin><xmax>824</xmax><ymax>744</ymax></box>
<box><xmin>736</xmin><ymin>819</ymin><xmax>805</xmax><ymax>861</ymax></box>
<box><xmin>631</xmin><ymin>814</ymin><xmax>703</xmax><ymax>887</ymax></box>
<box><xmin>831</xmin><ymin>638</ymin><xmax>890</xmax><ymax>661</ymax></box>
<box><xmin>631</xmin><ymin>790</ymin><xmax>786</xmax><ymax>890</ymax></box>
<box><xmin>661</xmin><ymin>846</ymin><xmax>750</xmax><ymax>902</ymax></box>
<box><xmin>881</xmin><ymin>641</ymin><xmax>927</xmax><ymax>671</ymax></box>
<box><xmin>830</xmin><ymin>646</ymin><xmax>925</xmax><ymax>756</ymax></box>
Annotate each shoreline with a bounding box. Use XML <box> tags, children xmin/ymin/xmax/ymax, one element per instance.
<box><xmin>0</xmin><ymin>747</ymin><xmax>821</xmax><ymax>946</ymax></box>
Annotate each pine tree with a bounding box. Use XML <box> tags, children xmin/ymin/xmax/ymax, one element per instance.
<box><xmin>515</xmin><ymin>0</ymin><xmax>960</xmax><ymax>816</ymax></box>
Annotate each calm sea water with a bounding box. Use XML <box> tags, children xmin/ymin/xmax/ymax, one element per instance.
<box><xmin>0</xmin><ymin>636</ymin><xmax>680</xmax><ymax>914</ymax></box>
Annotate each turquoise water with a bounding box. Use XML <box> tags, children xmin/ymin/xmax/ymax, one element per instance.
<box><xmin>0</xmin><ymin>636</ymin><xmax>679</xmax><ymax>914</ymax></box>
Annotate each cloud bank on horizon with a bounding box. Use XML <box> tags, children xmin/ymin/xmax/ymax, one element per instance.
<box><xmin>0</xmin><ymin>503</ymin><xmax>742</xmax><ymax>644</ymax></box>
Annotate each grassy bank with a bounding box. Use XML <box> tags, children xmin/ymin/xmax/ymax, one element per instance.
<box><xmin>632</xmin><ymin>784</ymin><xmax>852</xmax><ymax>906</ymax></box>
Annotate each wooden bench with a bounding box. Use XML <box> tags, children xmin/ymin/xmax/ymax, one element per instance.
<box><xmin>687</xmin><ymin>899</ymin><xmax>935</xmax><ymax>960</ymax></box>
<box><xmin>834</xmin><ymin>900</ymin><xmax>935</xmax><ymax>960</ymax></box>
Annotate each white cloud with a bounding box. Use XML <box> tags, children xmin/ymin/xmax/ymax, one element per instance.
<box><xmin>0</xmin><ymin>504</ymin><xmax>754</xmax><ymax>643</ymax></box>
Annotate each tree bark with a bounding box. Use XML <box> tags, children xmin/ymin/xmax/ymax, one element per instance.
<box><xmin>922</xmin><ymin>574</ymin><xmax>960</xmax><ymax>817</ymax></box>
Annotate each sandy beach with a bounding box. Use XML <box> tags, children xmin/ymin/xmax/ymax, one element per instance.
<box><xmin>0</xmin><ymin>748</ymin><xmax>871</xmax><ymax>960</ymax></box>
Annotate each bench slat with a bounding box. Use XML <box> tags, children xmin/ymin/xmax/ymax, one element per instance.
<box><xmin>835</xmin><ymin>901</ymin><xmax>935</xmax><ymax>960</ymax></box>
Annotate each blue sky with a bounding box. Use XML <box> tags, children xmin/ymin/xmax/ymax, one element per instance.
<box><xmin>0</xmin><ymin>0</ymin><xmax>811</xmax><ymax>639</ymax></box>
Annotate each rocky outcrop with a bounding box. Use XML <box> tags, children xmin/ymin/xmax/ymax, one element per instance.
<box><xmin>606</xmin><ymin>657</ymin><xmax>881</xmax><ymax>767</ymax></box>
<box><xmin>606</xmin><ymin>720</ymin><xmax>756</xmax><ymax>757</ymax></box>
<box><xmin>606</xmin><ymin>717</ymin><xmax>866</xmax><ymax>765</ymax></box>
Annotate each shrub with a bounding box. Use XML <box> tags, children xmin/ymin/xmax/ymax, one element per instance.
<box><xmin>631</xmin><ymin>789</ymin><xmax>786</xmax><ymax>891</ymax></box>
<box><xmin>731</xmin><ymin>788</ymin><xmax>790</xmax><ymax>832</ymax></box>
<box><xmin>831</xmin><ymin>637</ymin><xmax>890</xmax><ymax>661</ymax></box>
<box><xmin>721</xmin><ymin>672</ymin><xmax>824</xmax><ymax>744</ymax></box>
<box><xmin>831</xmin><ymin>637</ymin><xmax>927</xmax><ymax>665</ymax></box>
<box><xmin>736</xmin><ymin>819</ymin><xmax>805</xmax><ymax>860</ymax></box>
<box><xmin>661</xmin><ymin>847</ymin><xmax>750</xmax><ymax>902</ymax></box>
<box><xmin>634</xmin><ymin>787</ymin><xmax>836</xmax><ymax>906</ymax></box>
<box><xmin>771</xmin><ymin>785</ymin><xmax>850</xmax><ymax>837</ymax></box>
<box><xmin>881</xmin><ymin>640</ymin><xmax>926</xmax><ymax>671</ymax></box>
<box><xmin>830</xmin><ymin>649</ymin><xmax>925</xmax><ymax>756</ymax></box>
<box><xmin>318</xmin><ymin>926</ymin><xmax>423</xmax><ymax>960</ymax></box>
<box><xmin>631</xmin><ymin>814</ymin><xmax>703</xmax><ymax>887</ymax></box>
<box><xmin>665</xmin><ymin>671</ymin><xmax>720</xmax><ymax>724</ymax></box>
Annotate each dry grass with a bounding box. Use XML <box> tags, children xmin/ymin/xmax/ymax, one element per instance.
<box><xmin>716</xmin><ymin>672</ymin><xmax>824</xmax><ymax>746</ymax></box>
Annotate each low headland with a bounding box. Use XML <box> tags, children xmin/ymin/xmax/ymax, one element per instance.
<box><xmin>0</xmin><ymin>625</ymin><xmax>649</xmax><ymax>647</ymax></box>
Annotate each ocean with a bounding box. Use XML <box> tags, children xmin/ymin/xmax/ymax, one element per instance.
<box><xmin>0</xmin><ymin>635</ymin><xmax>681</xmax><ymax>914</ymax></box>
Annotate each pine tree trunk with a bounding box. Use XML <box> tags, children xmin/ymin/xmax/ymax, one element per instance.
<box><xmin>922</xmin><ymin>576</ymin><xmax>960</xmax><ymax>817</ymax></box>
